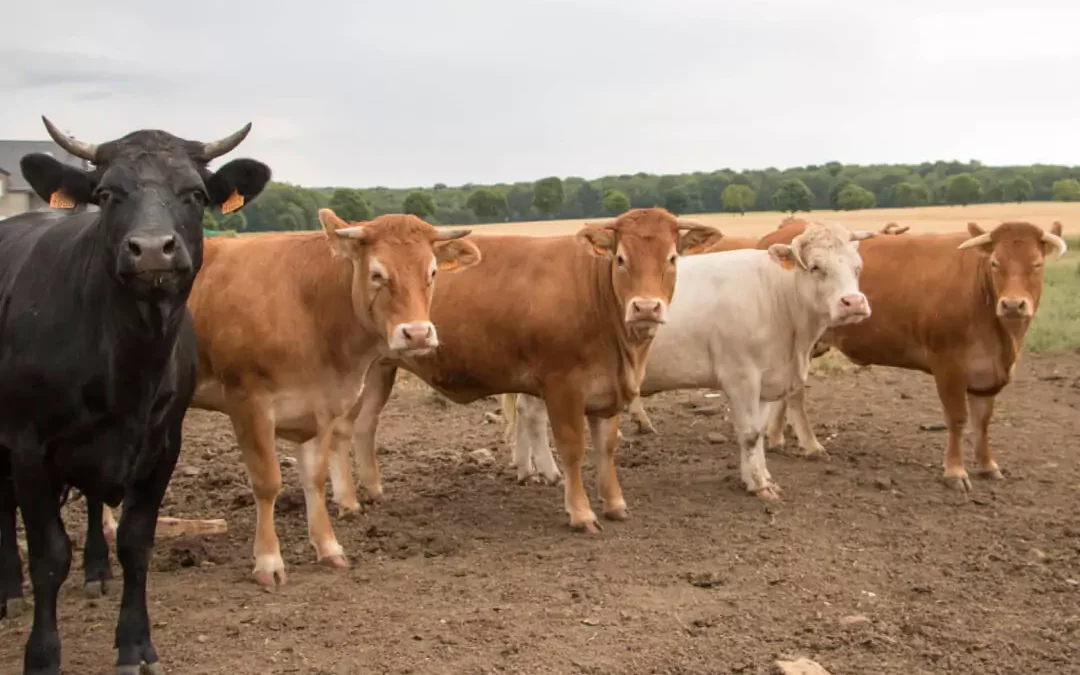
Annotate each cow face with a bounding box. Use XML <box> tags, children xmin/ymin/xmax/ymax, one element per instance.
<box><xmin>20</xmin><ymin>117</ymin><xmax>271</xmax><ymax>299</ymax></box>
<box><xmin>957</xmin><ymin>221</ymin><xmax>1067</xmax><ymax>322</ymax></box>
<box><xmin>320</xmin><ymin>210</ymin><xmax>481</xmax><ymax>356</ymax></box>
<box><xmin>768</xmin><ymin>223</ymin><xmax>873</xmax><ymax>326</ymax></box>
<box><xmin>578</xmin><ymin>208</ymin><xmax>724</xmax><ymax>337</ymax></box>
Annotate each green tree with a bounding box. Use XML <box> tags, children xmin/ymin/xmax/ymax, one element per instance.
<box><xmin>945</xmin><ymin>173</ymin><xmax>982</xmax><ymax>206</ymax></box>
<box><xmin>574</xmin><ymin>182</ymin><xmax>602</xmax><ymax>217</ymax></box>
<box><xmin>219</xmin><ymin>211</ymin><xmax>248</xmax><ymax>232</ymax></box>
<box><xmin>506</xmin><ymin>185</ymin><xmax>534</xmax><ymax>220</ymax></box>
<box><xmin>328</xmin><ymin>188</ymin><xmax>372</xmax><ymax>222</ymax></box>
<box><xmin>828</xmin><ymin>179</ymin><xmax>855</xmax><ymax>210</ymax></box>
<box><xmin>721</xmin><ymin>184</ymin><xmax>756</xmax><ymax>214</ymax></box>
<box><xmin>465</xmin><ymin>188</ymin><xmax>509</xmax><ymax>219</ymax></box>
<box><xmin>890</xmin><ymin>182</ymin><xmax>930</xmax><ymax>207</ymax></box>
<box><xmin>202</xmin><ymin>211</ymin><xmax>219</xmax><ymax>230</ymax></box>
<box><xmin>403</xmin><ymin>191</ymin><xmax>436</xmax><ymax>218</ymax></box>
<box><xmin>772</xmin><ymin>179</ymin><xmax>814</xmax><ymax>214</ymax></box>
<box><xmin>532</xmin><ymin>176</ymin><xmax>565</xmax><ymax>218</ymax></box>
<box><xmin>663</xmin><ymin>186</ymin><xmax>691</xmax><ymax>215</ymax></box>
<box><xmin>602</xmin><ymin>189</ymin><xmax>630</xmax><ymax>215</ymax></box>
<box><xmin>1003</xmin><ymin>177</ymin><xmax>1034</xmax><ymax>203</ymax></box>
<box><xmin>1051</xmin><ymin>178</ymin><xmax>1080</xmax><ymax>201</ymax></box>
<box><xmin>835</xmin><ymin>184</ymin><xmax>877</xmax><ymax>211</ymax></box>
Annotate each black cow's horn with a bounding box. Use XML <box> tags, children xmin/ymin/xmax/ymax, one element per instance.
<box><xmin>200</xmin><ymin>123</ymin><xmax>253</xmax><ymax>160</ymax></box>
<box><xmin>41</xmin><ymin>116</ymin><xmax>98</xmax><ymax>162</ymax></box>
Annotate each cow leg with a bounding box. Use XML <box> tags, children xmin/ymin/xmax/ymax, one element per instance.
<box><xmin>297</xmin><ymin>437</ymin><xmax>348</xmax><ymax>569</ymax></box>
<box><xmin>229</xmin><ymin>392</ymin><xmax>287</xmax><ymax>586</ymax></box>
<box><xmin>102</xmin><ymin>503</ymin><xmax>119</xmax><ymax>543</ymax></box>
<box><xmin>627</xmin><ymin>396</ymin><xmax>657</xmax><ymax>435</ymax></box>
<box><xmin>113</xmin><ymin>422</ymin><xmax>182</xmax><ymax>675</ymax></box>
<box><xmin>514</xmin><ymin>394</ymin><xmax>562</xmax><ymax>485</ymax></box>
<box><xmin>350</xmin><ymin>362</ymin><xmax>399</xmax><ymax>503</ymax></box>
<box><xmin>545</xmin><ymin>388</ymin><xmax>600</xmax><ymax>533</ymax></box>
<box><xmin>12</xmin><ymin>458</ymin><xmax>69</xmax><ymax>675</ymax></box>
<box><xmin>0</xmin><ymin>470</ymin><xmax>24</xmax><ymax>620</ymax></box>
<box><xmin>324</xmin><ymin>420</ymin><xmax>361</xmax><ymax>517</ymax></box>
<box><xmin>783</xmin><ymin>386</ymin><xmax>827</xmax><ymax>458</ymax></box>
<box><xmin>932</xmin><ymin>366</ymin><xmax>971</xmax><ymax>492</ymax></box>
<box><xmin>968</xmin><ymin>393</ymin><xmax>1003</xmax><ymax>480</ymax></box>
<box><xmin>83</xmin><ymin>495</ymin><xmax>113</xmax><ymax>598</ymax></box>
<box><xmin>764</xmin><ymin>398</ymin><xmax>787</xmax><ymax>450</ymax></box>
<box><xmin>726</xmin><ymin>377</ymin><xmax>781</xmax><ymax>500</ymax></box>
<box><xmin>588</xmin><ymin>414</ymin><xmax>627</xmax><ymax>521</ymax></box>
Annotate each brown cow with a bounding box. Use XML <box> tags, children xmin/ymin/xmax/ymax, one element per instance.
<box><xmin>99</xmin><ymin>210</ymin><xmax>484</xmax><ymax>588</ymax></box>
<box><xmin>764</xmin><ymin>220</ymin><xmax>1067</xmax><ymax>489</ymax></box>
<box><xmin>332</xmin><ymin>208</ymin><xmax>724</xmax><ymax>533</ymax></box>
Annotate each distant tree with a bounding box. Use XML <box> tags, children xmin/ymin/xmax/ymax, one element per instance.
<box><xmin>574</xmin><ymin>182</ymin><xmax>602</xmax><ymax>216</ymax></box>
<box><xmin>945</xmin><ymin>173</ymin><xmax>982</xmax><ymax>206</ymax></box>
<box><xmin>465</xmin><ymin>188</ymin><xmax>508</xmax><ymax>219</ymax></box>
<box><xmin>219</xmin><ymin>211</ymin><xmax>248</xmax><ymax>232</ymax></box>
<box><xmin>202</xmin><ymin>211</ymin><xmax>219</xmax><ymax>230</ymax></box>
<box><xmin>602</xmin><ymin>189</ymin><xmax>631</xmax><ymax>215</ymax></box>
<box><xmin>721</xmin><ymin>184</ymin><xmax>756</xmax><ymax>214</ymax></box>
<box><xmin>1052</xmin><ymin>178</ymin><xmax>1080</xmax><ymax>202</ymax></box>
<box><xmin>403</xmin><ymin>191</ymin><xmax>436</xmax><ymax>218</ymax></box>
<box><xmin>1002</xmin><ymin>177</ymin><xmax>1034</xmax><ymax>203</ymax></box>
<box><xmin>663</xmin><ymin>186</ymin><xmax>691</xmax><ymax>215</ymax></box>
<box><xmin>433</xmin><ymin>182</ymin><xmax>447</xmax><ymax>190</ymax></box>
<box><xmin>835</xmin><ymin>184</ymin><xmax>877</xmax><ymax>211</ymax></box>
<box><xmin>772</xmin><ymin>179</ymin><xmax>814</xmax><ymax>214</ymax></box>
<box><xmin>533</xmin><ymin>177</ymin><xmax>565</xmax><ymax>217</ymax></box>
<box><xmin>828</xmin><ymin>179</ymin><xmax>855</xmax><ymax>210</ymax></box>
<box><xmin>890</xmin><ymin>182</ymin><xmax>930</xmax><ymax>207</ymax></box>
<box><xmin>506</xmin><ymin>185</ymin><xmax>534</xmax><ymax>220</ymax></box>
<box><xmin>328</xmin><ymin>188</ymin><xmax>372</xmax><ymax>222</ymax></box>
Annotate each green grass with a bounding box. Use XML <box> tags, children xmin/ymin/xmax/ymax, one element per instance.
<box><xmin>1025</xmin><ymin>236</ymin><xmax>1080</xmax><ymax>353</ymax></box>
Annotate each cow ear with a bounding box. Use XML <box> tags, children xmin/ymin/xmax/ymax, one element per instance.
<box><xmin>768</xmin><ymin>243</ymin><xmax>800</xmax><ymax>271</ymax></box>
<box><xmin>206</xmin><ymin>158</ymin><xmax>272</xmax><ymax>213</ymax></box>
<box><xmin>578</xmin><ymin>224</ymin><xmax>616</xmax><ymax>257</ymax></box>
<box><xmin>677</xmin><ymin>225</ymin><xmax>725</xmax><ymax>255</ymax></box>
<box><xmin>19</xmin><ymin>153</ymin><xmax>97</xmax><ymax>209</ymax></box>
<box><xmin>319</xmin><ymin>208</ymin><xmax>369</xmax><ymax>256</ymax></box>
<box><xmin>966</xmin><ymin>222</ymin><xmax>986</xmax><ymax>237</ymax></box>
<box><xmin>434</xmin><ymin>239</ymin><xmax>482</xmax><ymax>272</ymax></box>
<box><xmin>1050</xmin><ymin>221</ymin><xmax>1063</xmax><ymax>238</ymax></box>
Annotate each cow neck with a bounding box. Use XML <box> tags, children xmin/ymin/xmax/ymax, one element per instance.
<box><xmin>975</xmin><ymin>258</ymin><xmax>1026</xmax><ymax>373</ymax></box>
<box><xmin>309</xmin><ymin>246</ymin><xmax>381</xmax><ymax>358</ymax></box>
<box><xmin>773</xmin><ymin>265</ymin><xmax>831</xmax><ymax>361</ymax></box>
<box><xmin>593</xmin><ymin>254</ymin><xmax>654</xmax><ymax>404</ymax></box>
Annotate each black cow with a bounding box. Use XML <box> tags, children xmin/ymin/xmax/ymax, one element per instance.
<box><xmin>0</xmin><ymin>117</ymin><xmax>271</xmax><ymax>675</ymax></box>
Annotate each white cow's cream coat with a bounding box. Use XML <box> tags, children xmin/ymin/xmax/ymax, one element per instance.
<box><xmin>507</xmin><ymin>225</ymin><xmax>870</xmax><ymax>497</ymax></box>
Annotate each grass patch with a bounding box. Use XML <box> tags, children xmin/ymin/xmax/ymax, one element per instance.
<box><xmin>1025</xmin><ymin>237</ymin><xmax>1080</xmax><ymax>353</ymax></box>
<box><xmin>809</xmin><ymin>350</ymin><xmax>862</xmax><ymax>376</ymax></box>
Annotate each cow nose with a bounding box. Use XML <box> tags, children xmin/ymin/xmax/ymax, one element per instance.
<box><xmin>123</xmin><ymin>235</ymin><xmax>177</xmax><ymax>272</ymax></box>
<box><xmin>628</xmin><ymin>298</ymin><xmax>666</xmax><ymax>323</ymax></box>
<box><xmin>395</xmin><ymin>322</ymin><xmax>437</xmax><ymax>352</ymax></box>
<box><xmin>998</xmin><ymin>297</ymin><xmax>1029</xmax><ymax>317</ymax></box>
<box><xmin>838</xmin><ymin>294</ymin><xmax>870</xmax><ymax>318</ymax></box>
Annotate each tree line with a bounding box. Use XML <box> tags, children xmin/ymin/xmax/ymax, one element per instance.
<box><xmin>201</xmin><ymin>159</ymin><xmax>1080</xmax><ymax>232</ymax></box>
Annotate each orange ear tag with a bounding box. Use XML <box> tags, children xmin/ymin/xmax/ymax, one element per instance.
<box><xmin>780</xmin><ymin>258</ymin><xmax>796</xmax><ymax>271</ymax></box>
<box><xmin>50</xmin><ymin>190</ymin><xmax>75</xmax><ymax>209</ymax></box>
<box><xmin>593</xmin><ymin>243</ymin><xmax>608</xmax><ymax>255</ymax></box>
<box><xmin>437</xmin><ymin>258</ymin><xmax>461</xmax><ymax>272</ymax></box>
<box><xmin>221</xmin><ymin>190</ymin><xmax>245</xmax><ymax>214</ymax></box>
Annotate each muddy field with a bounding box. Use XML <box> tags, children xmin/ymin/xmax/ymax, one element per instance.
<box><xmin>2</xmin><ymin>354</ymin><xmax>1080</xmax><ymax>675</ymax></box>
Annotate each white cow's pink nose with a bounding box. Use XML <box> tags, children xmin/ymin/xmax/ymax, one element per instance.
<box><xmin>838</xmin><ymin>294</ymin><xmax>870</xmax><ymax>318</ymax></box>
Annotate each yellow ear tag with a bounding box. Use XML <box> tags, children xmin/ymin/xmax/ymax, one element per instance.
<box><xmin>221</xmin><ymin>190</ymin><xmax>245</xmax><ymax>214</ymax></box>
<box><xmin>49</xmin><ymin>190</ymin><xmax>75</xmax><ymax>209</ymax></box>
<box><xmin>780</xmin><ymin>258</ymin><xmax>796</xmax><ymax>271</ymax></box>
<box><xmin>437</xmin><ymin>258</ymin><xmax>461</xmax><ymax>272</ymax></box>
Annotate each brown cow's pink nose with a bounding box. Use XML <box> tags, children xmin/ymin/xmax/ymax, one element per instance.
<box><xmin>628</xmin><ymin>298</ymin><xmax>665</xmax><ymax>323</ymax></box>
<box><xmin>393</xmin><ymin>321</ymin><xmax>438</xmax><ymax>352</ymax></box>
<box><xmin>998</xmin><ymin>297</ymin><xmax>1030</xmax><ymax>318</ymax></box>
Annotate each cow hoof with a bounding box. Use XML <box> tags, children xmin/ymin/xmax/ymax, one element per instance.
<box><xmin>541</xmin><ymin>473</ymin><xmax>564</xmax><ymax>487</ymax></box>
<box><xmin>799</xmin><ymin>448</ymin><xmax>830</xmax><ymax>461</ymax></box>
<box><xmin>4</xmin><ymin>597</ymin><xmax>24</xmax><ymax>618</ymax></box>
<box><xmin>755</xmin><ymin>486</ymin><xmax>782</xmax><ymax>501</ymax></box>
<box><xmin>943</xmin><ymin>475</ymin><xmax>972</xmax><ymax>492</ymax></box>
<box><xmin>571</xmin><ymin>519</ymin><xmax>603</xmax><ymax>534</ymax></box>
<box><xmin>634</xmin><ymin>424</ymin><xmax>657</xmax><ymax>436</ymax></box>
<box><xmin>252</xmin><ymin>568</ymin><xmax>287</xmax><ymax>587</ymax></box>
<box><xmin>85</xmin><ymin>580</ymin><xmax>108</xmax><ymax>598</ymax></box>
<box><xmin>334</xmin><ymin>502</ymin><xmax>363</xmax><ymax>521</ymax></box>
<box><xmin>116</xmin><ymin>663</ymin><xmax>164</xmax><ymax>675</ymax></box>
<box><xmin>975</xmin><ymin>468</ymin><xmax>1004</xmax><ymax>481</ymax></box>
<box><xmin>603</xmin><ymin>506</ymin><xmax>630</xmax><ymax>521</ymax></box>
<box><xmin>318</xmin><ymin>554</ymin><xmax>349</xmax><ymax>570</ymax></box>
<box><xmin>361</xmin><ymin>491</ymin><xmax>386</xmax><ymax>505</ymax></box>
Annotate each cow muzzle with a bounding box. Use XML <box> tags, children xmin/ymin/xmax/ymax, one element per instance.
<box><xmin>390</xmin><ymin>321</ymin><xmax>439</xmax><ymax>355</ymax></box>
<box><xmin>832</xmin><ymin>293</ymin><xmax>871</xmax><ymax>325</ymax></box>
<box><xmin>118</xmin><ymin>233</ymin><xmax>192</xmax><ymax>293</ymax></box>
<box><xmin>997</xmin><ymin>297</ymin><xmax>1032</xmax><ymax>321</ymax></box>
<box><xmin>625</xmin><ymin>297</ymin><xmax>668</xmax><ymax>326</ymax></box>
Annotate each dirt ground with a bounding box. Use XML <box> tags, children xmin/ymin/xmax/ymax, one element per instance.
<box><xmin>2</xmin><ymin>353</ymin><xmax>1080</xmax><ymax>675</ymax></box>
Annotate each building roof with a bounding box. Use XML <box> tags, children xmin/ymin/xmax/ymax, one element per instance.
<box><xmin>0</xmin><ymin>141</ymin><xmax>89</xmax><ymax>192</ymax></box>
<box><xmin>0</xmin><ymin>166</ymin><xmax>9</xmax><ymax>177</ymax></box>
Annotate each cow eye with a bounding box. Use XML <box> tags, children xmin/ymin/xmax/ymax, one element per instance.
<box><xmin>668</xmin><ymin>254</ymin><xmax>677</xmax><ymax>265</ymax></box>
<box><xmin>616</xmin><ymin>254</ymin><xmax>627</xmax><ymax>267</ymax></box>
<box><xmin>810</xmin><ymin>264</ymin><xmax>822</xmax><ymax>274</ymax></box>
<box><xmin>371</xmin><ymin>271</ymin><xmax>385</xmax><ymax>284</ymax></box>
<box><xmin>990</xmin><ymin>259</ymin><xmax>1000</xmax><ymax>269</ymax></box>
<box><xmin>182</xmin><ymin>188</ymin><xmax>208</xmax><ymax>207</ymax></box>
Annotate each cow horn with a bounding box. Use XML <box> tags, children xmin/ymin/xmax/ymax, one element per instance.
<box><xmin>1042</xmin><ymin>231</ymin><xmax>1069</xmax><ymax>259</ymax></box>
<box><xmin>789</xmin><ymin>234</ymin><xmax>809</xmax><ymax>269</ymax></box>
<box><xmin>200</xmin><ymin>123</ymin><xmax>253</xmax><ymax>161</ymax></box>
<box><xmin>957</xmin><ymin>232</ymin><xmax>993</xmax><ymax>251</ymax></box>
<box><xmin>584</xmin><ymin>218</ymin><xmax>617</xmax><ymax>229</ymax></box>
<box><xmin>675</xmin><ymin>218</ymin><xmax>708</xmax><ymax>231</ymax></box>
<box><xmin>41</xmin><ymin>116</ymin><xmax>98</xmax><ymax>162</ymax></box>
<box><xmin>335</xmin><ymin>225</ymin><xmax>370</xmax><ymax>242</ymax></box>
<box><xmin>433</xmin><ymin>229</ymin><xmax>471</xmax><ymax>241</ymax></box>
<box><xmin>850</xmin><ymin>230</ymin><xmax>876</xmax><ymax>242</ymax></box>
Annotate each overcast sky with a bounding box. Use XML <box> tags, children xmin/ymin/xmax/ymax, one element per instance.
<box><xmin>2</xmin><ymin>0</ymin><xmax>1078</xmax><ymax>188</ymax></box>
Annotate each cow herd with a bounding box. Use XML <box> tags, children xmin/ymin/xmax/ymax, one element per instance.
<box><xmin>0</xmin><ymin>119</ymin><xmax>1069</xmax><ymax>675</ymax></box>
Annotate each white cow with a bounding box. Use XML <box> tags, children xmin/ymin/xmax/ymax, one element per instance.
<box><xmin>502</xmin><ymin>222</ymin><xmax>874</xmax><ymax>499</ymax></box>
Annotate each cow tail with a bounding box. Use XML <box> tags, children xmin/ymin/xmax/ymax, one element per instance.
<box><xmin>501</xmin><ymin>393</ymin><xmax>518</xmax><ymax>448</ymax></box>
